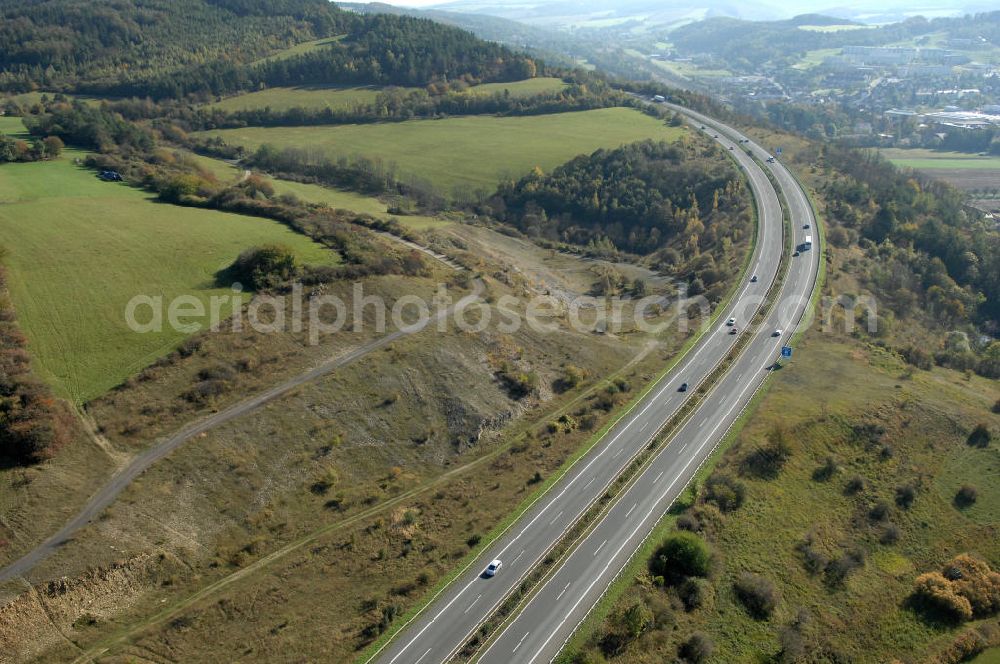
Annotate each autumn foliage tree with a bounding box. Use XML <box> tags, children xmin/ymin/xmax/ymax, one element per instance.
<box><xmin>912</xmin><ymin>555</ymin><xmax>1000</xmax><ymax>622</ymax></box>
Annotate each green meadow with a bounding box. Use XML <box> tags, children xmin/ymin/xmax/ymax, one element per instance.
<box><xmin>206</xmin><ymin>77</ymin><xmax>568</xmax><ymax>113</ymax></box>
<box><xmin>181</xmin><ymin>151</ymin><xmax>451</xmax><ymax>229</ymax></box>
<box><xmin>0</xmin><ymin>142</ymin><xmax>338</xmax><ymax>403</ymax></box>
<box><xmin>879</xmin><ymin>148</ymin><xmax>1000</xmax><ymax>170</ymax></box>
<box><xmin>197</xmin><ymin>107</ymin><xmax>685</xmax><ymax>193</ymax></box>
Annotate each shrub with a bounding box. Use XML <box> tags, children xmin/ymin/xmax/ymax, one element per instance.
<box><xmin>678</xmin><ymin>577</ymin><xmax>710</xmax><ymax>611</ymax></box>
<box><xmin>912</xmin><ymin>555</ymin><xmax>1000</xmax><ymax>622</ymax></box>
<box><xmin>881</xmin><ymin>523</ymin><xmax>901</xmax><ymax>545</ymax></box>
<box><xmin>679</xmin><ymin>632</ymin><xmax>714</xmax><ymax>663</ymax></box>
<box><xmin>650</xmin><ymin>531</ymin><xmax>711</xmax><ymax>581</ymax></box>
<box><xmin>869</xmin><ymin>500</ymin><xmax>891</xmax><ymax>522</ymax></box>
<box><xmin>734</xmin><ymin>573</ymin><xmax>779</xmax><ymax>619</ymax></box>
<box><xmin>676</xmin><ymin>513</ymin><xmax>701</xmax><ymax>532</ymax></box>
<box><xmin>967</xmin><ymin>424</ymin><xmax>992</xmax><ymax>449</ymax></box>
<box><xmin>741</xmin><ymin>437</ymin><xmax>792</xmax><ymax>479</ymax></box>
<box><xmin>844</xmin><ymin>475</ymin><xmax>866</xmax><ymax>495</ymax></box>
<box><xmin>618</xmin><ymin>602</ymin><xmax>653</xmax><ymax>640</ymax></box>
<box><xmin>704</xmin><ymin>474</ymin><xmax>746</xmax><ymax>512</ymax></box>
<box><xmin>812</xmin><ymin>456</ymin><xmax>839</xmax><ymax>482</ymax></box>
<box><xmin>993</xmin><ymin>399</ymin><xmax>1000</xmax><ymax>414</ymax></box>
<box><xmin>225</xmin><ymin>244</ymin><xmax>298</xmax><ymax>290</ymax></box>
<box><xmin>895</xmin><ymin>484</ymin><xmax>917</xmax><ymax>510</ymax></box>
<box><xmin>954</xmin><ymin>485</ymin><xmax>978</xmax><ymax>508</ymax></box>
<box><xmin>554</xmin><ymin>364</ymin><xmax>586</xmax><ymax>392</ymax></box>
<box><xmin>466</xmin><ymin>534</ymin><xmax>481</xmax><ymax>548</ymax></box>
<box><xmin>825</xmin><ymin>548</ymin><xmax>866</xmax><ymax>587</ymax></box>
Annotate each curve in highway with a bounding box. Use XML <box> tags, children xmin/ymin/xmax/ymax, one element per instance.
<box><xmin>370</xmin><ymin>106</ymin><xmax>808</xmax><ymax>664</ymax></box>
<box><xmin>477</xmin><ymin>105</ymin><xmax>821</xmax><ymax>664</ymax></box>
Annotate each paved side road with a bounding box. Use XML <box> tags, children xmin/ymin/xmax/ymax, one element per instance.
<box><xmin>370</xmin><ymin>108</ymin><xmax>795</xmax><ymax>664</ymax></box>
<box><xmin>0</xmin><ymin>281</ymin><xmax>484</xmax><ymax>584</ymax></box>
<box><xmin>478</xmin><ymin>106</ymin><xmax>820</xmax><ymax>664</ymax></box>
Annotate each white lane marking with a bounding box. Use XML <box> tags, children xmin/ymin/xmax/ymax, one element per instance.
<box><xmin>583</xmin><ymin>477</ymin><xmax>595</xmax><ymax>489</ymax></box>
<box><xmin>463</xmin><ymin>594</ymin><xmax>483</xmax><ymax>615</ymax></box>
<box><xmin>625</xmin><ymin>502</ymin><xmax>638</xmax><ymax>518</ymax></box>
<box><xmin>381</xmin><ymin>109</ymin><xmax>799</xmax><ymax>664</ymax></box>
<box><xmin>556</xmin><ymin>582</ymin><xmax>571</xmax><ymax>601</ymax></box>
<box><xmin>654</xmin><ymin>471</ymin><xmax>664</xmax><ymax>483</ymax></box>
<box><xmin>640</xmin><ymin>421</ymin><xmax>650</xmax><ymax>433</ymax></box>
<box><xmin>681</xmin><ymin>442</ymin><xmax>689</xmax><ymax>453</ymax></box>
<box><xmin>481</xmin><ymin>119</ymin><xmax>813</xmax><ymax>664</ymax></box>
<box><xmin>512</xmin><ymin>550</ymin><xmax>525</xmax><ymax>564</ymax></box>
<box><xmin>414</xmin><ymin>648</ymin><xmax>432</xmax><ymax>664</ymax></box>
<box><xmin>549</xmin><ymin>511</ymin><xmax>564</xmax><ymax>526</ymax></box>
<box><xmin>612</xmin><ymin>448</ymin><xmax>623</xmax><ymax>459</ymax></box>
<box><xmin>513</xmin><ymin>632</ymin><xmax>530</xmax><ymax>653</ymax></box>
<box><xmin>521</xmin><ymin>326</ymin><xmax>800</xmax><ymax>664</ymax></box>
<box><xmin>699</xmin><ymin>417</ymin><xmax>708</xmax><ymax>427</ymax></box>
<box><xmin>594</xmin><ymin>539</ymin><xmax>608</xmax><ymax>556</ymax></box>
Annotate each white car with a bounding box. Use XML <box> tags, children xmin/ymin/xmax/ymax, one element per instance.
<box><xmin>726</xmin><ymin>317</ymin><xmax>736</xmax><ymax>326</ymax></box>
<box><xmin>773</xmin><ymin>329</ymin><xmax>783</xmax><ymax>337</ymax></box>
<box><xmin>485</xmin><ymin>559</ymin><xmax>502</xmax><ymax>577</ymax></box>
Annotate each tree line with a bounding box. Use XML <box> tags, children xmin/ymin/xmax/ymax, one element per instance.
<box><xmin>0</xmin><ymin>260</ymin><xmax>72</xmax><ymax>465</ymax></box>
<box><xmin>0</xmin><ymin>133</ymin><xmax>62</xmax><ymax>162</ymax></box>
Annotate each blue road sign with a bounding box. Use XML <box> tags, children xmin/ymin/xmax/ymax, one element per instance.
<box><xmin>781</xmin><ymin>346</ymin><xmax>792</xmax><ymax>358</ymax></box>
<box><xmin>776</xmin><ymin>147</ymin><xmax>783</xmax><ymax>155</ymax></box>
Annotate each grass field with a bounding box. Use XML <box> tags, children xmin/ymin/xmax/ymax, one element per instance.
<box><xmin>879</xmin><ymin>148</ymin><xmax>1000</xmax><ymax>170</ymax></box>
<box><xmin>0</xmin><ymin>115</ymin><xmax>28</xmax><ymax>135</ymax></box>
<box><xmin>181</xmin><ymin>151</ymin><xmax>451</xmax><ymax>229</ymax></box>
<box><xmin>207</xmin><ymin>78</ymin><xmax>568</xmax><ymax>113</ymax></box>
<box><xmin>251</xmin><ymin>35</ymin><xmax>344</xmax><ymax>65</ymax></box>
<box><xmin>973</xmin><ymin>649</ymin><xmax>1000</xmax><ymax>664</ymax></box>
<box><xmin>0</xmin><ymin>147</ymin><xmax>339</xmax><ymax>403</ymax></box>
<box><xmin>197</xmin><ymin>107</ymin><xmax>685</xmax><ymax>193</ymax></box>
<box><xmin>208</xmin><ymin>85</ymin><xmax>384</xmax><ymax>113</ymax></box>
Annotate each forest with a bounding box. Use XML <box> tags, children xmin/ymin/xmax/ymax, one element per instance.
<box><xmin>489</xmin><ymin>139</ymin><xmax>751</xmax><ymax>297</ymax></box>
<box><xmin>822</xmin><ymin>145</ymin><xmax>1000</xmax><ymax>329</ymax></box>
<box><xmin>0</xmin><ymin>0</ymin><xmax>538</xmax><ymax>101</ymax></box>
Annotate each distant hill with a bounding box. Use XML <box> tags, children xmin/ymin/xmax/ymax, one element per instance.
<box><xmin>0</xmin><ymin>0</ymin><xmax>539</xmax><ymax>98</ymax></box>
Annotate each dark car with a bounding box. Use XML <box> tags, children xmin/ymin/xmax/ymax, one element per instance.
<box><xmin>751</xmin><ymin>275</ymin><xmax>758</xmax><ymax>283</ymax></box>
<box><xmin>678</xmin><ymin>382</ymin><xmax>689</xmax><ymax>392</ymax></box>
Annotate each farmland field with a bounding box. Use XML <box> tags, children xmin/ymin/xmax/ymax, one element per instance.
<box><xmin>880</xmin><ymin>148</ymin><xmax>1000</xmax><ymax>192</ymax></box>
<box><xmin>0</xmin><ymin>146</ymin><xmax>339</xmax><ymax>403</ymax></box>
<box><xmin>197</xmin><ymin>107</ymin><xmax>685</xmax><ymax>193</ymax></box>
<box><xmin>181</xmin><ymin>151</ymin><xmax>451</xmax><ymax>229</ymax></box>
<box><xmin>206</xmin><ymin>77</ymin><xmax>568</xmax><ymax>113</ymax></box>
<box><xmin>880</xmin><ymin>148</ymin><xmax>1000</xmax><ymax>171</ymax></box>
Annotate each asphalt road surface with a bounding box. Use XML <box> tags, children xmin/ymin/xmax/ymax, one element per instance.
<box><xmin>371</xmin><ymin>107</ymin><xmax>819</xmax><ymax>664</ymax></box>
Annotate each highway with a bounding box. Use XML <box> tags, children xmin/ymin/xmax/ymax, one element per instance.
<box><xmin>371</xmin><ymin>107</ymin><xmax>819</xmax><ymax>664</ymax></box>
